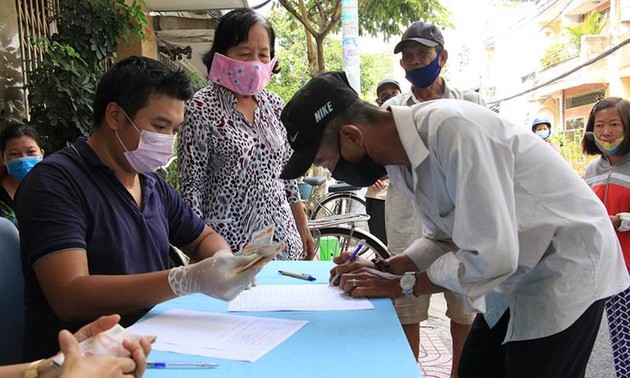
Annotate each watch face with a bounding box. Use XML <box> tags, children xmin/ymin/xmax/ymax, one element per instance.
<box><xmin>400</xmin><ymin>273</ymin><xmax>416</xmax><ymax>290</ymax></box>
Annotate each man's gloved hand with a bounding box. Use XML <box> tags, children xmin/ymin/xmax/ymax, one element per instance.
<box><xmin>167</xmin><ymin>250</ymin><xmax>261</xmax><ymax>301</ymax></box>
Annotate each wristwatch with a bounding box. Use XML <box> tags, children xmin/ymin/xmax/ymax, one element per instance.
<box><xmin>400</xmin><ymin>272</ymin><xmax>417</xmax><ymax>298</ymax></box>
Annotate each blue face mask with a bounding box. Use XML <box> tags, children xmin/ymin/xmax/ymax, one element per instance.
<box><xmin>6</xmin><ymin>155</ymin><xmax>43</xmax><ymax>181</ymax></box>
<box><xmin>536</xmin><ymin>130</ymin><xmax>550</xmax><ymax>139</ymax></box>
<box><xmin>405</xmin><ymin>52</ymin><xmax>442</xmax><ymax>89</ymax></box>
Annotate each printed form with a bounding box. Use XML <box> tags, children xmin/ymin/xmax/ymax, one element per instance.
<box><xmin>127</xmin><ymin>309</ymin><xmax>307</xmax><ymax>362</ymax></box>
<box><xmin>228</xmin><ymin>284</ymin><xmax>374</xmax><ymax>312</ymax></box>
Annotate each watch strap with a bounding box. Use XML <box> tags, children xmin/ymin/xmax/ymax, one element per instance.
<box><xmin>371</xmin><ymin>257</ymin><xmax>393</xmax><ymax>273</ymax></box>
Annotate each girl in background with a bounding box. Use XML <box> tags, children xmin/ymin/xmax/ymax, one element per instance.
<box><xmin>582</xmin><ymin>97</ymin><xmax>630</xmax><ymax>378</ymax></box>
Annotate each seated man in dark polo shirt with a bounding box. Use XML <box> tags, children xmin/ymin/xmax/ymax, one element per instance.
<box><xmin>15</xmin><ymin>56</ymin><xmax>262</xmax><ymax>360</ymax></box>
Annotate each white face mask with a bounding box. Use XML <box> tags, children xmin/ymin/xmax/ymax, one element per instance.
<box><xmin>115</xmin><ymin>110</ymin><xmax>175</xmax><ymax>173</ymax></box>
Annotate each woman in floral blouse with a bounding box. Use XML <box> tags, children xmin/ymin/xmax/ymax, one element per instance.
<box><xmin>177</xmin><ymin>8</ymin><xmax>314</xmax><ymax>260</ymax></box>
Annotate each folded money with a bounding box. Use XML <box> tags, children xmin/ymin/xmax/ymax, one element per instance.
<box><xmin>51</xmin><ymin>324</ymin><xmax>156</xmax><ymax>367</ymax></box>
<box><xmin>234</xmin><ymin>225</ymin><xmax>285</xmax><ymax>273</ymax></box>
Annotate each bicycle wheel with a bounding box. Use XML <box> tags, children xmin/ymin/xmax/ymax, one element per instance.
<box><xmin>314</xmin><ymin>226</ymin><xmax>390</xmax><ymax>261</ymax></box>
<box><xmin>312</xmin><ymin>192</ymin><xmax>368</xmax><ymax>231</ymax></box>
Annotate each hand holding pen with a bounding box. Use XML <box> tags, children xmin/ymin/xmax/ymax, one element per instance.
<box><xmin>329</xmin><ymin>240</ymin><xmax>365</xmax><ymax>286</ymax></box>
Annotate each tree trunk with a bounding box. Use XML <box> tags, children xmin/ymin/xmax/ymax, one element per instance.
<box><xmin>316</xmin><ymin>36</ymin><xmax>326</xmax><ymax>73</ymax></box>
<box><xmin>304</xmin><ymin>29</ymin><xmax>319</xmax><ymax>77</ymax></box>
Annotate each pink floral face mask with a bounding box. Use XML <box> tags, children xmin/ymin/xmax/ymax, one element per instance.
<box><xmin>209</xmin><ymin>53</ymin><xmax>276</xmax><ymax>96</ymax></box>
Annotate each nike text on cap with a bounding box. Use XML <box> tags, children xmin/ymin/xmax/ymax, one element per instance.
<box><xmin>393</xmin><ymin>21</ymin><xmax>444</xmax><ymax>54</ymax></box>
<box><xmin>280</xmin><ymin>71</ymin><xmax>359</xmax><ymax>180</ymax></box>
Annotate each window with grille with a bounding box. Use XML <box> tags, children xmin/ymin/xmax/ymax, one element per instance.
<box><xmin>564</xmin><ymin>117</ymin><xmax>585</xmax><ymax>144</ymax></box>
<box><xmin>565</xmin><ymin>91</ymin><xmax>605</xmax><ymax>109</ymax></box>
<box><xmin>15</xmin><ymin>0</ymin><xmax>60</xmax><ymax>116</ymax></box>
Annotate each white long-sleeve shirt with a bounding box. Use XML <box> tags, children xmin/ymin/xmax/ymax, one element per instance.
<box><xmin>383</xmin><ymin>82</ymin><xmax>484</xmax><ymax>255</ymax></box>
<box><xmin>386</xmin><ymin>101</ymin><xmax>630</xmax><ymax>342</ymax></box>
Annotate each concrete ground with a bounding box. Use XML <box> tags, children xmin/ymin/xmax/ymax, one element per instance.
<box><xmin>417</xmin><ymin>293</ymin><xmax>454</xmax><ymax>378</ymax></box>
<box><xmin>416</xmin><ymin>294</ymin><xmax>617</xmax><ymax>378</ymax></box>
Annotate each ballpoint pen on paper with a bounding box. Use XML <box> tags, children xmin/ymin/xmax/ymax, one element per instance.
<box><xmin>278</xmin><ymin>270</ymin><xmax>316</xmax><ymax>281</ymax></box>
<box><xmin>329</xmin><ymin>240</ymin><xmax>365</xmax><ymax>286</ymax></box>
<box><xmin>147</xmin><ymin>361</ymin><xmax>219</xmax><ymax>369</ymax></box>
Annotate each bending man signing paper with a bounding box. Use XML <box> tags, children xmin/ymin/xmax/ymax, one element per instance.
<box><xmin>278</xmin><ymin>71</ymin><xmax>630</xmax><ymax>377</ymax></box>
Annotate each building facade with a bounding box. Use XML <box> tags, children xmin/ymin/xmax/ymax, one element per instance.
<box><xmin>483</xmin><ymin>0</ymin><xmax>630</xmax><ymax>150</ymax></box>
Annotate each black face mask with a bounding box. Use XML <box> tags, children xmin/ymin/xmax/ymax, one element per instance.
<box><xmin>332</xmin><ymin>152</ymin><xmax>387</xmax><ymax>187</ymax></box>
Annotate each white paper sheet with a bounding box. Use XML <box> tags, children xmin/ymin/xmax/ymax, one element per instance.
<box><xmin>127</xmin><ymin>309</ymin><xmax>308</xmax><ymax>362</ymax></box>
<box><xmin>228</xmin><ymin>284</ymin><xmax>374</xmax><ymax>312</ymax></box>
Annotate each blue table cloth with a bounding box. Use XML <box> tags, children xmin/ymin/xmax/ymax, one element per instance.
<box><xmin>142</xmin><ymin>261</ymin><xmax>422</xmax><ymax>377</ymax></box>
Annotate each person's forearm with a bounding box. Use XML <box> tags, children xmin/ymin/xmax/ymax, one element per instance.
<box><xmin>385</xmin><ymin>254</ymin><xmax>421</xmax><ymax>275</ymax></box>
<box><xmin>413</xmin><ymin>272</ymin><xmax>446</xmax><ymax>296</ymax></box>
<box><xmin>182</xmin><ymin>226</ymin><xmax>231</xmax><ymax>262</ymax></box>
<box><xmin>0</xmin><ymin>358</ymin><xmax>56</xmax><ymax>378</ymax></box>
<box><xmin>290</xmin><ymin>201</ymin><xmax>309</xmax><ymax>230</ymax></box>
<box><xmin>0</xmin><ymin>362</ymin><xmax>30</xmax><ymax>378</ymax></box>
<box><xmin>45</xmin><ymin>270</ymin><xmax>176</xmax><ymax>322</ymax></box>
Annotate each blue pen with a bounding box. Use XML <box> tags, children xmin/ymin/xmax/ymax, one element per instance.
<box><xmin>279</xmin><ymin>270</ymin><xmax>316</xmax><ymax>281</ymax></box>
<box><xmin>329</xmin><ymin>240</ymin><xmax>364</xmax><ymax>285</ymax></box>
<box><xmin>147</xmin><ymin>361</ymin><xmax>218</xmax><ymax>369</ymax></box>
<box><xmin>347</xmin><ymin>240</ymin><xmax>365</xmax><ymax>262</ymax></box>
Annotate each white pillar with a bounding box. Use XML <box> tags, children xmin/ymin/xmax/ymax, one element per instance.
<box><xmin>341</xmin><ymin>0</ymin><xmax>360</xmax><ymax>93</ymax></box>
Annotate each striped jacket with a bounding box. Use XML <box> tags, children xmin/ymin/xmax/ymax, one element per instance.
<box><xmin>585</xmin><ymin>153</ymin><xmax>630</xmax><ymax>269</ymax></box>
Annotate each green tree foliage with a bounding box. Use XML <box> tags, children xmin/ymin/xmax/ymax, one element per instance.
<box><xmin>267</xmin><ymin>9</ymin><xmax>341</xmax><ymax>101</ymax></box>
<box><xmin>266</xmin><ymin>6</ymin><xmax>398</xmax><ymax>190</ymax></box>
<box><xmin>267</xmin><ymin>8</ymin><xmax>396</xmax><ymax>103</ymax></box>
<box><xmin>275</xmin><ymin>0</ymin><xmax>450</xmax><ymax>76</ymax></box>
<box><xmin>565</xmin><ymin>11</ymin><xmax>607</xmax><ymax>49</ymax></box>
<box><xmin>552</xmin><ymin>131</ymin><xmax>597</xmax><ymax>177</ymax></box>
<box><xmin>27</xmin><ymin>42</ymin><xmax>97</xmax><ymax>148</ymax></box>
<box><xmin>27</xmin><ymin>0</ymin><xmax>146</xmax><ymax>153</ymax></box>
<box><xmin>540</xmin><ymin>11</ymin><xmax>606</xmax><ymax>68</ymax></box>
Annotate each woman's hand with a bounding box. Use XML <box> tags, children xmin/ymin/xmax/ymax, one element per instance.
<box><xmin>58</xmin><ymin>330</ymin><xmax>140</xmax><ymax>378</ymax></box>
<box><xmin>290</xmin><ymin>200</ymin><xmax>316</xmax><ymax>260</ymax></box>
<box><xmin>611</xmin><ymin>214</ymin><xmax>621</xmax><ymax>229</ymax></box>
<box><xmin>299</xmin><ymin>227</ymin><xmax>316</xmax><ymax>260</ymax></box>
<box><xmin>73</xmin><ymin>314</ymin><xmax>152</xmax><ymax>373</ymax></box>
<box><xmin>59</xmin><ymin>314</ymin><xmax>152</xmax><ymax>378</ymax></box>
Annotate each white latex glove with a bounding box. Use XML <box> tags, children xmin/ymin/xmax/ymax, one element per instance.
<box><xmin>167</xmin><ymin>251</ymin><xmax>261</xmax><ymax>301</ymax></box>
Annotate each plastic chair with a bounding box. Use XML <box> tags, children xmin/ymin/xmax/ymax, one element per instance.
<box><xmin>0</xmin><ymin>218</ymin><xmax>24</xmax><ymax>364</ymax></box>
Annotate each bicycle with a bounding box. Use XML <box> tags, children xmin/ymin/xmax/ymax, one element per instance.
<box><xmin>300</xmin><ymin>176</ymin><xmax>368</xmax><ymax>230</ymax></box>
<box><xmin>299</xmin><ymin>176</ymin><xmax>390</xmax><ymax>261</ymax></box>
<box><xmin>308</xmin><ymin>214</ymin><xmax>390</xmax><ymax>261</ymax></box>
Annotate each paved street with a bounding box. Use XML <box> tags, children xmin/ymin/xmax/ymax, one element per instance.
<box><xmin>416</xmin><ymin>295</ymin><xmax>617</xmax><ymax>378</ymax></box>
<box><xmin>418</xmin><ymin>293</ymin><xmax>453</xmax><ymax>378</ymax></box>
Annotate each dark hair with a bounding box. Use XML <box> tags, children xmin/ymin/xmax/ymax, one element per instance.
<box><xmin>202</xmin><ymin>8</ymin><xmax>279</xmax><ymax>74</ymax></box>
<box><xmin>0</xmin><ymin>123</ymin><xmax>43</xmax><ymax>154</ymax></box>
<box><xmin>92</xmin><ymin>56</ymin><xmax>192</xmax><ymax>127</ymax></box>
<box><xmin>582</xmin><ymin>97</ymin><xmax>630</xmax><ymax>156</ymax></box>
